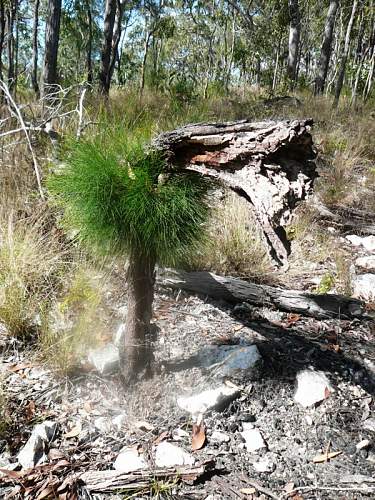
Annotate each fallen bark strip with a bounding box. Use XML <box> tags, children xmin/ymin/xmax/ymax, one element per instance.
<box><xmin>159</xmin><ymin>270</ymin><xmax>366</xmax><ymax>320</ymax></box>
<box><xmin>79</xmin><ymin>463</ymin><xmax>209</xmax><ymax>493</ymax></box>
<box><xmin>154</xmin><ymin>119</ymin><xmax>317</xmax><ymax>268</ymax></box>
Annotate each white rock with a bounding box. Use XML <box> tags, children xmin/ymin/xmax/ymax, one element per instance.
<box><xmin>253</xmin><ymin>457</ymin><xmax>275</xmax><ymax>473</ymax></box>
<box><xmin>294</xmin><ymin>369</ymin><xmax>333</xmax><ymax>408</ymax></box>
<box><xmin>177</xmin><ymin>384</ymin><xmax>240</xmax><ymax>416</ymax></box>
<box><xmin>112</xmin><ymin>414</ymin><xmax>126</xmax><ymax>430</ymax></box>
<box><xmin>17</xmin><ymin>421</ymin><xmax>57</xmax><ymax>469</ymax></box>
<box><xmin>94</xmin><ymin>417</ymin><xmax>112</xmax><ymax>433</ymax></box>
<box><xmin>356</xmin><ymin>439</ymin><xmax>371</xmax><ymax>450</ymax></box>
<box><xmin>363</xmin><ymin>418</ymin><xmax>375</xmax><ymax>432</ymax></box>
<box><xmin>88</xmin><ymin>343</ymin><xmax>119</xmax><ymax>374</ymax></box>
<box><xmin>113</xmin><ymin>323</ymin><xmax>126</xmax><ymax>347</ymax></box>
<box><xmin>114</xmin><ymin>448</ymin><xmax>148</xmax><ymax>473</ymax></box>
<box><xmin>211</xmin><ymin>431</ymin><xmax>230</xmax><ymax>443</ymax></box>
<box><xmin>346</xmin><ymin>235</ymin><xmax>375</xmax><ymax>252</ymax></box>
<box><xmin>241</xmin><ymin>428</ymin><xmax>266</xmax><ymax>452</ymax></box>
<box><xmin>352</xmin><ymin>274</ymin><xmax>375</xmax><ymax>301</ymax></box>
<box><xmin>172</xmin><ymin>428</ymin><xmax>190</xmax><ymax>441</ymax></box>
<box><xmin>154</xmin><ymin>442</ymin><xmax>194</xmax><ymax>468</ymax></box>
<box><xmin>355</xmin><ymin>255</ymin><xmax>375</xmax><ymax>271</ymax></box>
<box><xmin>201</xmin><ymin>345</ymin><xmax>262</xmax><ymax>380</ymax></box>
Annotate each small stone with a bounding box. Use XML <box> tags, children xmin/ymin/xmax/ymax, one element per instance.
<box><xmin>88</xmin><ymin>343</ymin><xmax>119</xmax><ymax>374</ymax></box>
<box><xmin>241</xmin><ymin>428</ymin><xmax>266</xmax><ymax>452</ymax></box>
<box><xmin>242</xmin><ymin>422</ymin><xmax>255</xmax><ymax>431</ymax></box>
<box><xmin>253</xmin><ymin>457</ymin><xmax>275</xmax><ymax>473</ymax></box>
<box><xmin>356</xmin><ymin>439</ymin><xmax>371</xmax><ymax>450</ymax></box>
<box><xmin>211</xmin><ymin>431</ymin><xmax>230</xmax><ymax>443</ymax></box>
<box><xmin>363</xmin><ymin>418</ymin><xmax>375</xmax><ymax>432</ymax></box>
<box><xmin>352</xmin><ymin>274</ymin><xmax>375</xmax><ymax>301</ymax></box>
<box><xmin>17</xmin><ymin>421</ymin><xmax>57</xmax><ymax>469</ymax></box>
<box><xmin>94</xmin><ymin>417</ymin><xmax>112</xmax><ymax>433</ymax></box>
<box><xmin>112</xmin><ymin>414</ymin><xmax>126</xmax><ymax>430</ymax></box>
<box><xmin>114</xmin><ymin>447</ymin><xmax>148</xmax><ymax>473</ymax></box>
<box><xmin>294</xmin><ymin>369</ymin><xmax>333</xmax><ymax>408</ymax></box>
<box><xmin>154</xmin><ymin>442</ymin><xmax>194</xmax><ymax>468</ymax></box>
<box><xmin>355</xmin><ymin>256</ymin><xmax>375</xmax><ymax>271</ymax></box>
<box><xmin>177</xmin><ymin>384</ymin><xmax>240</xmax><ymax>416</ymax></box>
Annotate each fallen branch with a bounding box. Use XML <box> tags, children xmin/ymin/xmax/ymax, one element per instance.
<box><xmin>159</xmin><ymin>270</ymin><xmax>366</xmax><ymax>320</ymax></box>
<box><xmin>279</xmin><ymin>484</ymin><xmax>375</xmax><ymax>499</ymax></box>
<box><xmin>154</xmin><ymin>119</ymin><xmax>317</xmax><ymax>268</ymax></box>
<box><xmin>313</xmin><ymin>201</ymin><xmax>375</xmax><ymax>236</ymax></box>
<box><xmin>79</xmin><ymin>462</ymin><xmax>211</xmax><ymax>493</ymax></box>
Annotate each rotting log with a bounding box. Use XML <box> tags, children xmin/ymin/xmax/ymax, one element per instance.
<box><xmin>154</xmin><ymin>119</ymin><xmax>317</xmax><ymax>268</ymax></box>
<box><xmin>159</xmin><ymin>270</ymin><xmax>367</xmax><ymax>320</ymax></box>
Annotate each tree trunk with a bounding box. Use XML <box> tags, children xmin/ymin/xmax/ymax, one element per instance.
<box><xmin>286</xmin><ymin>0</ymin><xmax>301</xmax><ymax>86</ymax></box>
<box><xmin>109</xmin><ymin>0</ymin><xmax>125</xmax><ymax>84</ymax></box>
<box><xmin>43</xmin><ymin>0</ymin><xmax>62</xmax><ymax>94</ymax></box>
<box><xmin>99</xmin><ymin>0</ymin><xmax>116</xmax><ymax>95</ymax></box>
<box><xmin>6</xmin><ymin>2</ymin><xmax>15</xmax><ymax>91</ymax></box>
<box><xmin>314</xmin><ymin>0</ymin><xmax>339</xmax><ymax>95</ymax></box>
<box><xmin>86</xmin><ymin>1</ymin><xmax>93</xmax><ymax>84</ymax></box>
<box><xmin>31</xmin><ymin>0</ymin><xmax>40</xmax><ymax>95</ymax></box>
<box><xmin>140</xmin><ymin>30</ymin><xmax>151</xmax><ymax>95</ymax></box>
<box><xmin>333</xmin><ymin>0</ymin><xmax>358</xmax><ymax>107</ymax></box>
<box><xmin>120</xmin><ymin>250</ymin><xmax>156</xmax><ymax>384</ymax></box>
<box><xmin>0</xmin><ymin>0</ymin><xmax>6</xmax><ymax>84</ymax></box>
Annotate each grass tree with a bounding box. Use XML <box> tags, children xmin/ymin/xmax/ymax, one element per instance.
<box><xmin>47</xmin><ymin>128</ymin><xmax>212</xmax><ymax>384</ymax></box>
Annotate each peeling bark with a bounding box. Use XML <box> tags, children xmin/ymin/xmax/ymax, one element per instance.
<box><xmin>154</xmin><ymin>119</ymin><xmax>317</xmax><ymax>268</ymax></box>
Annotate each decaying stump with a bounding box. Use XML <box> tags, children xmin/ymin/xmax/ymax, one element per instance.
<box><xmin>154</xmin><ymin>119</ymin><xmax>317</xmax><ymax>267</ymax></box>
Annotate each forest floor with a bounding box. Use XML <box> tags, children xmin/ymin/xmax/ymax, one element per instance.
<box><xmin>1</xmin><ymin>228</ymin><xmax>375</xmax><ymax>500</ymax></box>
<box><xmin>0</xmin><ymin>91</ymin><xmax>375</xmax><ymax>499</ymax></box>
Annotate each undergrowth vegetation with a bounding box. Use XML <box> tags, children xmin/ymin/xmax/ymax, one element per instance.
<box><xmin>0</xmin><ymin>88</ymin><xmax>374</xmax><ymax>372</ymax></box>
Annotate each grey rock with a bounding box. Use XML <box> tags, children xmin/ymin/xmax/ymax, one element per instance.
<box><xmin>241</xmin><ymin>428</ymin><xmax>266</xmax><ymax>452</ymax></box>
<box><xmin>294</xmin><ymin>369</ymin><xmax>333</xmax><ymax>408</ymax></box>
<box><xmin>355</xmin><ymin>255</ymin><xmax>375</xmax><ymax>271</ymax></box>
<box><xmin>155</xmin><ymin>442</ymin><xmax>194</xmax><ymax>468</ymax></box>
<box><xmin>17</xmin><ymin>420</ymin><xmax>57</xmax><ymax>469</ymax></box>
<box><xmin>253</xmin><ymin>457</ymin><xmax>275</xmax><ymax>473</ymax></box>
<box><xmin>177</xmin><ymin>384</ymin><xmax>240</xmax><ymax>416</ymax></box>
<box><xmin>363</xmin><ymin>418</ymin><xmax>375</xmax><ymax>432</ymax></box>
<box><xmin>114</xmin><ymin>447</ymin><xmax>148</xmax><ymax>473</ymax></box>
<box><xmin>211</xmin><ymin>431</ymin><xmax>230</xmax><ymax>443</ymax></box>
<box><xmin>88</xmin><ymin>343</ymin><xmax>119</xmax><ymax>374</ymax></box>
<box><xmin>346</xmin><ymin>235</ymin><xmax>375</xmax><ymax>252</ymax></box>
<box><xmin>199</xmin><ymin>345</ymin><xmax>262</xmax><ymax>381</ymax></box>
<box><xmin>352</xmin><ymin>274</ymin><xmax>375</xmax><ymax>301</ymax></box>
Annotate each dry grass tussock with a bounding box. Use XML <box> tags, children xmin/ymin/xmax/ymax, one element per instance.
<box><xmin>0</xmin><ymin>88</ymin><xmax>374</xmax><ymax>373</ymax></box>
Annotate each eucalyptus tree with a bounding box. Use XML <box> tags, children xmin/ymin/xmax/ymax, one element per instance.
<box><xmin>314</xmin><ymin>0</ymin><xmax>339</xmax><ymax>95</ymax></box>
<box><xmin>32</xmin><ymin>0</ymin><xmax>40</xmax><ymax>94</ymax></box>
<box><xmin>43</xmin><ymin>0</ymin><xmax>62</xmax><ymax>93</ymax></box>
<box><xmin>286</xmin><ymin>0</ymin><xmax>301</xmax><ymax>86</ymax></box>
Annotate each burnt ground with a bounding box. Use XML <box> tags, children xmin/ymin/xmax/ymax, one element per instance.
<box><xmin>1</xmin><ymin>281</ymin><xmax>375</xmax><ymax>500</ymax></box>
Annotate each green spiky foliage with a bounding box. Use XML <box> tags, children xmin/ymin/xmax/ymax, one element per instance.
<box><xmin>47</xmin><ymin>130</ymin><xmax>212</xmax><ymax>266</ymax></box>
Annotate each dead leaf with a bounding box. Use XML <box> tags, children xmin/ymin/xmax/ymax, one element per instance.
<box><xmin>153</xmin><ymin>430</ymin><xmax>169</xmax><ymax>445</ymax></box>
<box><xmin>48</xmin><ymin>449</ymin><xmax>66</xmax><ymax>460</ymax></box>
<box><xmin>240</xmin><ymin>487</ymin><xmax>256</xmax><ymax>495</ymax></box>
<box><xmin>286</xmin><ymin>313</ymin><xmax>301</xmax><ymax>327</ymax></box>
<box><xmin>134</xmin><ymin>420</ymin><xmax>155</xmax><ymax>432</ymax></box>
<box><xmin>324</xmin><ymin>386</ymin><xmax>331</xmax><ymax>399</ymax></box>
<box><xmin>191</xmin><ymin>420</ymin><xmax>206</xmax><ymax>451</ymax></box>
<box><xmin>82</xmin><ymin>401</ymin><xmax>92</xmax><ymax>413</ymax></box>
<box><xmin>328</xmin><ymin>344</ymin><xmax>340</xmax><ymax>352</ymax></box>
<box><xmin>64</xmin><ymin>422</ymin><xmax>82</xmax><ymax>439</ymax></box>
<box><xmin>25</xmin><ymin>400</ymin><xmax>36</xmax><ymax>421</ymax></box>
<box><xmin>313</xmin><ymin>450</ymin><xmax>342</xmax><ymax>463</ymax></box>
<box><xmin>8</xmin><ymin>362</ymin><xmax>33</xmax><ymax>372</ymax></box>
<box><xmin>36</xmin><ymin>485</ymin><xmax>56</xmax><ymax>500</ymax></box>
<box><xmin>233</xmin><ymin>324</ymin><xmax>244</xmax><ymax>332</ymax></box>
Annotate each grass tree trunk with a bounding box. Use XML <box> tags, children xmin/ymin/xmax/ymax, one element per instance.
<box><xmin>314</xmin><ymin>0</ymin><xmax>339</xmax><ymax>95</ymax></box>
<box><xmin>120</xmin><ymin>250</ymin><xmax>156</xmax><ymax>385</ymax></box>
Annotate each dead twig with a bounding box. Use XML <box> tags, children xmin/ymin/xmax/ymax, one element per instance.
<box><xmin>279</xmin><ymin>484</ymin><xmax>375</xmax><ymax>499</ymax></box>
